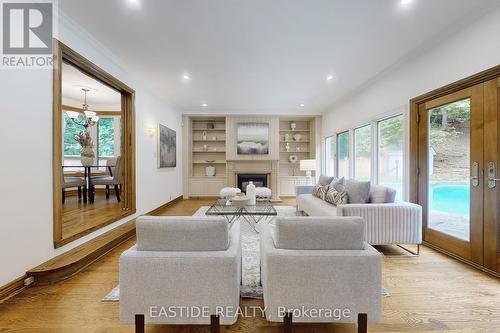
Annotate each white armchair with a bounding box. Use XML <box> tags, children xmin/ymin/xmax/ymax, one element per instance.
<box><xmin>260</xmin><ymin>216</ymin><xmax>382</xmax><ymax>324</ymax></box>
<box><xmin>120</xmin><ymin>216</ymin><xmax>241</xmax><ymax>326</ymax></box>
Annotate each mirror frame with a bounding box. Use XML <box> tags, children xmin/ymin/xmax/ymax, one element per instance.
<box><xmin>52</xmin><ymin>39</ymin><xmax>136</xmax><ymax>248</ymax></box>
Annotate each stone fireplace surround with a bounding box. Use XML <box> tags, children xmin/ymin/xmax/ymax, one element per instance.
<box><xmin>226</xmin><ymin>160</ymin><xmax>279</xmax><ymax>200</ymax></box>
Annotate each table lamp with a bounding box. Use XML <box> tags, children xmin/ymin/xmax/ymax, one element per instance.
<box><xmin>300</xmin><ymin>159</ymin><xmax>317</xmax><ymax>185</ymax></box>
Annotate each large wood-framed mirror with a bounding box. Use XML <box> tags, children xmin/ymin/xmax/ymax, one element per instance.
<box><xmin>52</xmin><ymin>39</ymin><xmax>136</xmax><ymax>248</ymax></box>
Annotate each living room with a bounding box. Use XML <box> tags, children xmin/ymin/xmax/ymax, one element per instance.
<box><xmin>1</xmin><ymin>0</ymin><xmax>500</xmax><ymax>332</ymax></box>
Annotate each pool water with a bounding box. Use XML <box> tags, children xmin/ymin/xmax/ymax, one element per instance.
<box><xmin>429</xmin><ymin>184</ymin><xmax>470</xmax><ymax>215</ymax></box>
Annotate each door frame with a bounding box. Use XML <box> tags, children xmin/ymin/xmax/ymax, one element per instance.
<box><xmin>52</xmin><ymin>39</ymin><xmax>136</xmax><ymax>248</ymax></box>
<box><xmin>410</xmin><ymin>64</ymin><xmax>500</xmax><ymax>275</ymax></box>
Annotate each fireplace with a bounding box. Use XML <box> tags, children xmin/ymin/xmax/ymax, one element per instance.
<box><xmin>238</xmin><ymin>174</ymin><xmax>268</xmax><ymax>193</ymax></box>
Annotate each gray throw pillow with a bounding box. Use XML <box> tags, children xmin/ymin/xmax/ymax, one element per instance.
<box><xmin>317</xmin><ymin>174</ymin><xmax>334</xmax><ymax>186</ymax></box>
<box><xmin>345</xmin><ymin>179</ymin><xmax>371</xmax><ymax>203</ymax></box>
<box><xmin>325</xmin><ymin>186</ymin><xmax>348</xmax><ymax>206</ymax></box>
<box><xmin>369</xmin><ymin>185</ymin><xmax>397</xmax><ymax>203</ymax></box>
<box><xmin>329</xmin><ymin>177</ymin><xmax>345</xmax><ymax>192</ymax></box>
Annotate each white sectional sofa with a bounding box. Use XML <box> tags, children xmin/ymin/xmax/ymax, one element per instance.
<box><xmin>260</xmin><ymin>216</ymin><xmax>382</xmax><ymax>323</ymax></box>
<box><xmin>296</xmin><ymin>183</ymin><xmax>422</xmax><ymax>247</ymax></box>
<box><xmin>120</xmin><ymin>216</ymin><xmax>241</xmax><ymax>325</ymax></box>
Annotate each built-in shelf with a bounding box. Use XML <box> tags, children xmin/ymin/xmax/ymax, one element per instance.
<box><xmin>193</xmin><ymin>129</ymin><xmax>226</xmax><ymax>132</ymax></box>
<box><xmin>279</xmin><ymin>129</ymin><xmax>310</xmax><ymax>132</ymax></box>
<box><xmin>280</xmin><ymin>150</ymin><xmax>310</xmax><ymax>153</ymax></box>
<box><xmin>280</xmin><ymin>140</ymin><xmax>310</xmax><ymax>143</ymax></box>
<box><xmin>193</xmin><ymin>150</ymin><xmax>226</xmax><ymax>153</ymax></box>
<box><xmin>193</xmin><ymin>140</ymin><xmax>226</xmax><ymax>143</ymax></box>
<box><xmin>193</xmin><ymin>160</ymin><xmax>226</xmax><ymax>164</ymax></box>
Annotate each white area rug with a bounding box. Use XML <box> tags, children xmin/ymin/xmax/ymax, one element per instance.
<box><xmin>103</xmin><ymin>205</ymin><xmax>390</xmax><ymax>301</ymax></box>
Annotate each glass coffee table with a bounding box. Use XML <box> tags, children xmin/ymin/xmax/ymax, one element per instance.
<box><xmin>205</xmin><ymin>198</ymin><xmax>277</xmax><ymax>232</ymax></box>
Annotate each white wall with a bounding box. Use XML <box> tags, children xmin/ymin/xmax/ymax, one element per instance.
<box><xmin>322</xmin><ymin>6</ymin><xmax>500</xmax><ymax>200</ymax></box>
<box><xmin>323</xmin><ymin>6</ymin><xmax>500</xmax><ymax>136</ymax></box>
<box><xmin>0</xmin><ymin>13</ymin><xmax>183</xmax><ymax>286</ymax></box>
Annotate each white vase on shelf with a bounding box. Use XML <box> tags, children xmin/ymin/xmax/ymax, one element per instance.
<box><xmin>285</xmin><ymin>142</ymin><xmax>290</xmax><ymax>152</ymax></box>
<box><xmin>246</xmin><ymin>181</ymin><xmax>256</xmax><ymax>206</ymax></box>
<box><xmin>205</xmin><ymin>165</ymin><xmax>216</xmax><ymax>177</ymax></box>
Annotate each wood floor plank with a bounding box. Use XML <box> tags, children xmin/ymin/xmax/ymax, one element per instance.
<box><xmin>0</xmin><ymin>199</ymin><xmax>499</xmax><ymax>333</ymax></box>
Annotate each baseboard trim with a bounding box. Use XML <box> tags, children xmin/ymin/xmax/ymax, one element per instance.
<box><xmin>8</xmin><ymin>196</ymin><xmax>185</xmax><ymax>290</ymax></box>
<box><xmin>147</xmin><ymin>195</ymin><xmax>183</xmax><ymax>215</ymax></box>
<box><xmin>0</xmin><ymin>275</ymin><xmax>28</xmax><ymax>303</ymax></box>
<box><xmin>423</xmin><ymin>241</ymin><xmax>500</xmax><ymax>279</ymax></box>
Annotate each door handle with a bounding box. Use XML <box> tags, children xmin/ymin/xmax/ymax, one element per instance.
<box><xmin>487</xmin><ymin>161</ymin><xmax>500</xmax><ymax>189</ymax></box>
<box><xmin>471</xmin><ymin>162</ymin><xmax>479</xmax><ymax>187</ymax></box>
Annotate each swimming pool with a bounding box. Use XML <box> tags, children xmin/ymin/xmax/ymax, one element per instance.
<box><xmin>429</xmin><ymin>183</ymin><xmax>470</xmax><ymax>215</ymax></box>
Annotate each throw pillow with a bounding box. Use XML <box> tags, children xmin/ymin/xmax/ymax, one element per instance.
<box><xmin>329</xmin><ymin>177</ymin><xmax>345</xmax><ymax>192</ymax></box>
<box><xmin>345</xmin><ymin>179</ymin><xmax>371</xmax><ymax>203</ymax></box>
<box><xmin>317</xmin><ymin>174</ymin><xmax>334</xmax><ymax>186</ymax></box>
<box><xmin>325</xmin><ymin>186</ymin><xmax>348</xmax><ymax>206</ymax></box>
<box><xmin>369</xmin><ymin>185</ymin><xmax>397</xmax><ymax>203</ymax></box>
<box><xmin>369</xmin><ymin>185</ymin><xmax>388</xmax><ymax>203</ymax></box>
<box><xmin>312</xmin><ymin>184</ymin><xmax>328</xmax><ymax>200</ymax></box>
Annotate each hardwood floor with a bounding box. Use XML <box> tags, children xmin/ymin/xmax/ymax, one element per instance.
<box><xmin>1</xmin><ymin>199</ymin><xmax>499</xmax><ymax>332</ymax></box>
<box><xmin>62</xmin><ymin>192</ymin><xmax>123</xmax><ymax>240</ymax></box>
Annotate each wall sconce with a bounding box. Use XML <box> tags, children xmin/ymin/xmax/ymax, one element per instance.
<box><xmin>146</xmin><ymin>126</ymin><xmax>157</xmax><ymax>138</ymax></box>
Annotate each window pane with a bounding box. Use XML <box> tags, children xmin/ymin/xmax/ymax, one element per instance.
<box><xmin>98</xmin><ymin>118</ymin><xmax>115</xmax><ymax>157</ymax></box>
<box><xmin>337</xmin><ymin>131</ymin><xmax>350</xmax><ymax>179</ymax></box>
<box><xmin>63</xmin><ymin>113</ymin><xmax>85</xmax><ymax>156</ymax></box>
<box><xmin>378</xmin><ymin>115</ymin><xmax>404</xmax><ymax>200</ymax></box>
<box><xmin>324</xmin><ymin>136</ymin><xmax>335</xmax><ymax>176</ymax></box>
<box><xmin>354</xmin><ymin>125</ymin><xmax>371</xmax><ymax>181</ymax></box>
<box><xmin>428</xmin><ymin>98</ymin><xmax>470</xmax><ymax>241</ymax></box>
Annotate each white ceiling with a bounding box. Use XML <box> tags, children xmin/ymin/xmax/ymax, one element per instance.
<box><xmin>59</xmin><ymin>0</ymin><xmax>499</xmax><ymax>115</ymax></box>
<box><xmin>62</xmin><ymin>62</ymin><xmax>121</xmax><ymax>110</ymax></box>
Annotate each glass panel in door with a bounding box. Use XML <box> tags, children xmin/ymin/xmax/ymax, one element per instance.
<box><xmin>428</xmin><ymin>98</ymin><xmax>471</xmax><ymax>241</ymax></box>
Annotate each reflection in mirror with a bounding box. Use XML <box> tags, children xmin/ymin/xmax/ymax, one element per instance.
<box><xmin>61</xmin><ymin>61</ymin><xmax>123</xmax><ymax>240</ymax></box>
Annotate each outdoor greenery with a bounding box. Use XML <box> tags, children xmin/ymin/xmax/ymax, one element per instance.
<box><xmin>98</xmin><ymin>118</ymin><xmax>115</xmax><ymax>157</ymax></box>
<box><xmin>354</xmin><ymin>125</ymin><xmax>371</xmax><ymax>157</ymax></box>
<box><xmin>63</xmin><ymin>114</ymin><xmax>115</xmax><ymax>157</ymax></box>
<box><xmin>338</xmin><ymin>131</ymin><xmax>349</xmax><ymax>160</ymax></box>
<box><xmin>429</xmin><ymin>98</ymin><xmax>470</xmax><ymax>146</ymax></box>
<box><xmin>63</xmin><ymin>113</ymin><xmax>86</xmax><ymax>156</ymax></box>
<box><xmin>379</xmin><ymin>115</ymin><xmax>404</xmax><ymax>150</ymax></box>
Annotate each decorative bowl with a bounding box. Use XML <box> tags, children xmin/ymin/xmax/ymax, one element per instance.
<box><xmin>231</xmin><ymin>195</ymin><xmax>249</xmax><ymax>207</ymax></box>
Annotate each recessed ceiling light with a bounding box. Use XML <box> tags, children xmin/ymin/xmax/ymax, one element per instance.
<box><xmin>127</xmin><ymin>0</ymin><xmax>140</xmax><ymax>7</ymax></box>
<box><xmin>400</xmin><ymin>0</ymin><xmax>413</xmax><ymax>5</ymax></box>
<box><xmin>201</xmin><ymin>103</ymin><xmax>208</xmax><ymax>107</ymax></box>
<box><xmin>299</xmin><ymin>104</ymin><xmax>305</xmax><ymax>107</ymax></box>
<box><xmin>182</xmin><ymin>73</ymin><xmax>190</xmax><ymax>81</ymax></box>
<box><xmin>326</xmin><ymin>75</ymin><xmax>334</xmax><ymax>81</ymax></box>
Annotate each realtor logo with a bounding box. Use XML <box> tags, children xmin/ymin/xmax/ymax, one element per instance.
<box><xmin>1</xmin><ymin>1</ymin><xmax>56</xmax><ymax>68</ymax></box>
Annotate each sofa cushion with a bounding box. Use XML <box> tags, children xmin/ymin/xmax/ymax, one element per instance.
<box><xmin>317</xmin><ymin>174</ymin><xmax>334</xmax><ymax>186</ymax></box>
<box><xmin>369</xmin><ymin>185</ymin><xmax>397</xmax><ymax>203</ymax></box>
<box><xmin>273</xmin><ymin>216</ymin><xmax>366</xmax><ymax>250</ymax></box>
<box><xmin>345</xmin><ymin>179</ymin><xmax>371</xmax><ymax>203</ymax></box>
<box><xmin>297</xmin><ymin>194</ymin><xmax>338</xmax><ymax>216</ymax></box>
<box><xmin>329</xmin><ymin>177</ymin><xmax>345</xmax><ymax>191</ymax></box>
<box><xmin>325</xmin><ymin>186</ymin><xmax>348</xmax><ymax>205</ymax></box>
<box><xmin>136</xmin><ymin>216</ymin><xmax>229</xmax><ymax>251</ymax></box>
<box><xmin>312</xmin><ymin>184</ymin><xmax>328</xmax><ymax>200</ymax></box>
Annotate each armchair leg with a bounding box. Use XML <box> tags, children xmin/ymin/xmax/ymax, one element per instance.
<box><xmin>284</xmin><ymin>311</ymin><xmax>293</xmax><ymax>333</ymax></box>
<box><xmin>62</xmin><ymin>189</ymin><xmax>65</xmax><ymax>204</ymax></box>
<box><xmin>83</xmin><ymin>187</ymin><xmax>87</xmax><ymax>204</ymax></box>
<box><xmin>78</xmin><ymin>186</ymin><xmax>82</xmax><ymax>199</ymax></box>
<box><xmin>358</xmin><ymin>313</ymin><xmax>367</xmax><ymax>333</ymax></box>
<box><xmin>210</xmin><ymin>314</ymin><xmax>220</xmax><ymax>333</ymax></box>
<box><xmin>135</xmin><ymin>314</ymin><xmax>144</xmax><ymax>333</ymax></box>
<box><xmin>114</xmin><ymin>184</ymin><xmax>121</xmax><ymax>202</ymax></box>
<box><xmin>106</xmin><ymin>185</ymin><xmax>110</xmax><ymax>199</ymax></box>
